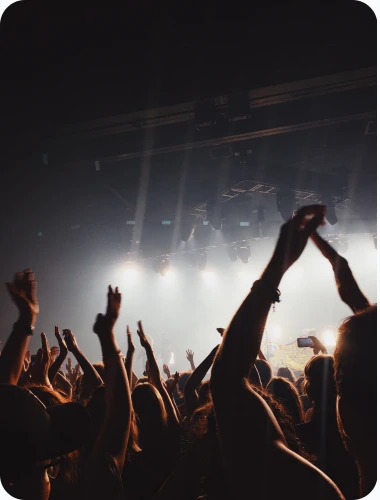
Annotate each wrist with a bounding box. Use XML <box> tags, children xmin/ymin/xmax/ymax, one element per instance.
<box><xmin>18</xmin><ymin>313</ymin><xmax>37</xmax><ymax>328</ymax></box>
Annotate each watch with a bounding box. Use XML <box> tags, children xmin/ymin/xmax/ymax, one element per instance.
<box><xmin>13</xmin><ymin>322</ymin><xmax>35</xmax><ymax>336</ymax></box>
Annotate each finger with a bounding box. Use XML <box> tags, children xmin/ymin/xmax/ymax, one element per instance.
<box><xmin>137</xmin><ymin>321</ymin><xmax>144</xmax><ymax>335</ymax></box>
<box><xmin>127</xmin><ymin>325</ymin><xmax>131</xmax><ymax>334</ymax></box>
<box><xmin>55</xmin><ymin>326</ymin><xmax>60</xmax><ymax>338</ymax></box>
<box><xmin>41</xmin><ymin>332</ymin><xmax>49</xmax><ymax>354</ymax></box>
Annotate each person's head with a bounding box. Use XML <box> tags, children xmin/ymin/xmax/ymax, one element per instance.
<box><xmin>304</xmin><ymin>355</ymin><xmax>336</xmax><ymax>410</ymax></box>
<box><xmin>277</xmin><ymin>367</ymin><xmax>296</xmax><ymax>385</ymax></box>
<box><xmin>0</xmin><ymin>384</ymin><xmax>90</xmax><ymax>500</ymax></box>
<box><xmin>255</xmin><ymin>359</ymin><xmax>273</xmax><ymax>388</ymax></box>
<box><xmin>132</xmin><ymin>382</ymin><xmax>167</xmax><ymax>449</ymax></box>
<box><xmin>295</xmin><ymin>375</ymin><xmax>305</xmax><ymax>396</ymax></box>
<box><xmin>176</xmin><ymin>371</ymin><xmax>192</xmax><ymax>398</ymax></box>
<box><xmin>334</xmin><ymin>305</ymin><xmax>376</xmax><ymax>465</ymax></box>
<box><xmin>92</xmin><ymin>362</ymin><xmax>105</xmax><ymax>379</ymax></box>
<box><xmin>267</xmin><ymin>376</ymin><xmax>304</xmax><ymax>424</ymax></box>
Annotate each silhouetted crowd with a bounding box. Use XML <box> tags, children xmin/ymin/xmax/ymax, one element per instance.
<box><xmin>0</xmin><ymin>205</ymin><xmax>376</xmax><ymax>499</ymax></box>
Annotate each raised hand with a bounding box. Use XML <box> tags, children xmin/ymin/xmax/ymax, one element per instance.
<box><xmin>308</xmin><ymin>336</ymin><xmax>328</xmax><ymax>355</ymax></box>
<box><xmin>93</xmin><ymin>286</ymin><xmax>121</xmax><ymax>336</ymax></box>
<box><xmin>50</xmin><ymin>346</ymin><xmax>60</xmax><ymax>362</ymax></box>
<box><xmin>186</xmin><ymin>349</ymin><xmax>194</xmax><ymax>362</ymax></box>
<box><xmin>163</xmin><ymin>364</ymin><xmax>171</xmax><ymax>378</ymax></box>
<box><xmin>269</xmin><ymin>205</ymin><xmax>326</xmax><ymax>277</ymax></box>
<box><xmin>23</xmin><ymin>350</ymin><xmax>31</xmax><ymax>373</ymax></box>
<box><xmin>55</xmin><ymin>326</ymin><xmax>68</xmax><ymax>358</ymax></box>
<box><xmin>136</xmin><ymin>321</ymin><xmax>151</xmax><ymax>349</ymax></box>
<box><xmin>6</xmin><ymin>269</ymin><xmax>39</xmax><ymax>326</ymax></box>
<box><xmin>186</xmin><ymin>349</ymin><xmax>196</xmax><ymax>370</ymax></box>
<box><xmin>62</xmin><ymin>329</ymin><xmax>79</xmax><ymax>353</ymax></box>
<box><xmin>31</xmin><ymin>333</ymin><xmax>52</xmax><ymax>387</ymax></box>
<box><xmin>127</xmin><ymin>325</ymin><xmax>135</xmax><ymax>353</ymax></box>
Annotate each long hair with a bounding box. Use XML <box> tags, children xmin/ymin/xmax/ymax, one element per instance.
<box><xmin>267</xmin><ymin>376</ymin><xmax>304</xmax><ymax>424</ymax></box>
<box><xmin>132</xmin><ymin>383</ymin><xmax>168</xmax><ymax>450</ymax></box>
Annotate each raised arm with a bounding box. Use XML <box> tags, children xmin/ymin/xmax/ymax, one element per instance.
<box><xmin>48</xmin><ymin>326</ymin><xmax>68</xmax><ymax>383</ymax></box>
<box><xmin>93</xmin><ymin>285</ymin><xmax>132</xmax><ymax>474</ymax></box>
<box><xmin>211</xmin><ymin>206</ymin><xmax>344</xmax><ymax>500</ymax></box>
<box><xmin>125</xmin><ymin>325</ymin><xmax>135</xmax><ymax>389</ymax></box>
<box><xmin>137</xmin><ymin>321</ymin><xmax>180</xmax><ymax>427</ymax></box>
<box><xmin>185</xmin><ymin>349</ymin><xmax>196</xmax><ymax>371</ymax></box>
<box><xmin>184</xmin><ymin>345</ymin><xmax>219</xmax><ymax>417</ymax></box>
<box><xmin>0</xmin><ymin>270</ymin><xmax>39</xmax><ymax>385</ymax></box>
<box><xmin>63</xmin><ymin>328</ymin><xmax>103</xmax><ymax>392</ymax></box>
<box><xmin>311</xmin><ymin>231</ymin><xmax>370</xmax><ymax>313</ymax></box>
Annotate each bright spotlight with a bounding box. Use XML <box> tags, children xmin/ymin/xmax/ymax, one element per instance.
<box><xmin>272</xmin><ymin>325</ymin><xmax>281</xmax><ymax>339</ymax></box>
<box><xmin>164</xmin><ymin>270</ymin><xmax>175</xmax><ymax>280</ymax></box>
<box><xmin>124</xmin><ymin>268</ymin><xmax>138</xmax><ymax>279</ymax></box>
<box><xmin>202</xmin><ymin>270</ymin><xmax>216</xmax><ymax>283</ymax></box>
<box><xmin>322</xmin><ymin>330</ymin><xmax>336</xmax><ymax>347</ymax></box>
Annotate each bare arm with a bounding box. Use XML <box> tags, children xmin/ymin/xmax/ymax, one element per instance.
<box><xmin>48</xmin><ymin>326</ymin><xmax>68</xmax><ymax>383</ymax></box>
<box><xmin>184</xmin><ymin>345</ymin><xmax>219</xmax><ymax>417</ymax></box>
<box><xmin>0</xmin><ymin>270</ymin><xmax>39</xmax><ymax>385</ymax></box>
<box><xmin>93</xmin><ymin>286</ymin><xmax>132</xmax><ymax>474</ymax></box>
<box><xmin>211</xmin><ymin>206</ymin><xmax>344</xmax><ymax>499</ymax></box>
<box><xmin>311</xmin><ymin>231</ymin><xmax>370</xmax><ymax>313</ymax></box>
<box><xmin>125</xmin><ymin>325</ymin><xmax>135</xmax><ymax>389</ymax></box>
<box><xmin>63</xmin><ymin>329</ymin><xmax>103</xmax><ymax>392</ymax></box>
<box><xmin>137</xmin><ymin>321</ymin><xmax>181</xmax><ymax>427</ymax></box>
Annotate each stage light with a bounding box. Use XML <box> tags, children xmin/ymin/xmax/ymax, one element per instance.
<box><xmin>237</xmin><ymin>241</ymin><xmax>251</xmax><ymax>264</ymax></box>
<box><xmin>153</xmin><ymin>256</ymin><xmax>170</xmax><ymax>276</ymax></box>
<box><xmin>124</xmin><ymin>268</ymin><xmax>138</xmax><ymax>279</ymax></box>
<box><xmin>202</xmin><ymin>271</ymin><xmax>216</xmax><ymax>284</ymax></box>
<box><xmin>322</xmin><ymin>330</ymin><xmax>336</xmax><ymax>347</ymax></box>
<box><xmin>276</xmin><ymin>190</ymin><xmax>297</xmax><ymax>221</ymax></box>
<box><xmin>197</xmin><ymin>249</ymin><xmax>208</xmax><ymax>271</ymax></box>
<box><xmin>207</xmin><ymin>199</ymin><xmax>223</xmax><ymax>230</ymax></box>
<box><xmin>228</xmin><ymin>245</ymin><xmax>238</xmax><ymax>262</ymax></box>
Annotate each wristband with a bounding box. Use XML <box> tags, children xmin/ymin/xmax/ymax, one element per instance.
<box><xmin>13</xmin><ymin>322</ymin><xmax>35</xmax><ymax>336</ymax></box>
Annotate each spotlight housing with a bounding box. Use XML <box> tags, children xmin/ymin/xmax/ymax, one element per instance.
<box><xmin>207</xmin><ymin>199</ymin><xmax>223</xmax><ymax>230</ymax></box>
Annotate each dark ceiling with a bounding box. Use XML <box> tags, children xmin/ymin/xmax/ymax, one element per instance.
<box><xmin>0</xmin><ymin>1</ymin><xmax>376</xmax><ymax>263</ymax></box>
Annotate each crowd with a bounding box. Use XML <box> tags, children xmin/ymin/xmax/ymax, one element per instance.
<box><xmin>0</xmin><ymin>205</ymin><xmax>376</xmax><ymax>500</ymax></box>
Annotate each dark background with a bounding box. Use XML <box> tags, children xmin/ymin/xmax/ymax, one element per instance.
<box><xmin>0</xmin><ymin>1</ymin><xmax>376</xmax><ymax>353</ymax></box>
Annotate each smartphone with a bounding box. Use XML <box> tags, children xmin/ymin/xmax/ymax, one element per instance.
<box><xmin>30</xmin><ymin>354</ymin><xmax>37</xmax><ymax>367</ymax></box>
<box><xmin>297</xmin><ymin>337</ymin><xmax>314</xmax><ymax>348</ymax></box>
